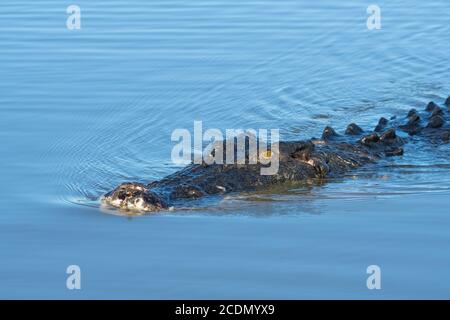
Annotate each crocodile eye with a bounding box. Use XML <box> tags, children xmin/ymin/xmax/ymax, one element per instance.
<box><xmin>260</xmin><ymin>150</ymin><xmax>272</xmax><ymax>159</ymax></box>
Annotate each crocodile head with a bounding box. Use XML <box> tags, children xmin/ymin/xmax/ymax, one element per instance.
<box><xmin>101</xmin><ymin>182</ymin><xmax>167</xmax><ymax>212</ymax></box>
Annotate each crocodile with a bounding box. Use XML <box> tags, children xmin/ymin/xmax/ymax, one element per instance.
<box><xmin>102</xmin><ymin>97</ymin><xmax>450</xmax><ymax>213</ymax></box>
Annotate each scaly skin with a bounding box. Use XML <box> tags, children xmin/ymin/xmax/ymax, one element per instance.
<box><xmin>102</xmin><ymin>97</ymin><xmax>450</xmax><ymax>213</ymax></box>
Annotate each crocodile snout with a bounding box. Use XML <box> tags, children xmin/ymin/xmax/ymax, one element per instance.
<box><xmin>102</xmin><ymin>182</ymin><xmax>167</xmax><ymax>212</ymax></box>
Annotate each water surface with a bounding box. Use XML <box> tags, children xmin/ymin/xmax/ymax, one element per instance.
<box><xmin>0</xmin><ymin>0</ymin><xmax>449</xmax><ymax>298</ymax></box>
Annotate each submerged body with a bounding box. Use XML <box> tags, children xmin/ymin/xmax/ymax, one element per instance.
<box><xmin>103</xmin><ymin>98</ymin><xmax>450</xmax><ymax>213</ymax></box>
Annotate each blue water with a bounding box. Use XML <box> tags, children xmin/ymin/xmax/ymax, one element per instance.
<box><xmin>0</xmin><ymin>0</ymin><xmax>449</xmax><ymax>298</ymax></box>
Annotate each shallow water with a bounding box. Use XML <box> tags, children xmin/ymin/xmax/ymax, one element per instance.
<box><xmin>0</xmin><ymin>0</ymin><xmax>449</xmax><ymax>298</ymax></box>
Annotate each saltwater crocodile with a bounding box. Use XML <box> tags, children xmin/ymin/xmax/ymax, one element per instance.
<box><xmin>102</xmin><ymin>97</ymin><xmax>450</xmax><ymax>212</ymax></box>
